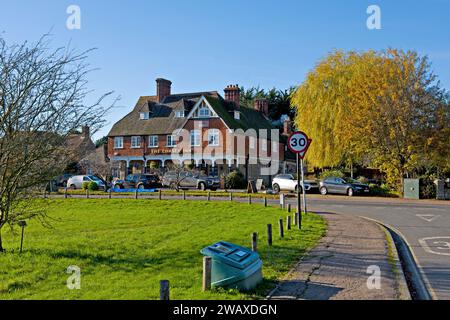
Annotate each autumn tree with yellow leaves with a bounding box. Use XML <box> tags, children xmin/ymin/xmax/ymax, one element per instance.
<box><xmin>291</xmin><ymin>49</ymin><xmax>450</xmax><ymax>193</ymax></box>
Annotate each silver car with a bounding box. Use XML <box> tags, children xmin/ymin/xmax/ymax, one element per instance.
<box><xmin>67</xmin><ymin>175</ymin><xmax>106</xmax><ymax>190</ymax></box>
<box><xmin>272</xmin><ymin>174</ymin><xmax>311</xmax><ymax>194</ymax></box>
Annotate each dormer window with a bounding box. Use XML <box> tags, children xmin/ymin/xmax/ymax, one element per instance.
<box><xmin>175</xmin><ymin>110</ymin><xmax>185</xmax><ymax>118</ymax></box>
<box><xmin>140</xmin><ymin>112</ymin><xmax>150</xmax><ymax>120</ymax></box>
<box><xmin>198</xmin><ymin>106</ymin><xmax>211</xmax><ymax>118</ymax></box>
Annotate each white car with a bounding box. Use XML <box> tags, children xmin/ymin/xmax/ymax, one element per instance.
<box><xmin>67</xmin><ymin>175</ymin><xmax>106</xmax><ymax>190</ymax></box>
<box><xmin>272</xmin><ymin>174</ymin><xmax>311</xmax><ymax>194</ymax></box>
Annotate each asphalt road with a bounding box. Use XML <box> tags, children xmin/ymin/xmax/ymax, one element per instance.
<box><xmin>281</xmin><ymin>195</ymin><xmax>450</xmax><ymax>300</ymax></box>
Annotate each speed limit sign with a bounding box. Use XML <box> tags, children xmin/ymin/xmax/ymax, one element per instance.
<box><xmin>288</xmin><ymin>131</ymin><xmax>312</xmax><ymax>158</ymax></box>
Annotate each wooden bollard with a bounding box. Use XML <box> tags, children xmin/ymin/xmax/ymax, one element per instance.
<box><xmin>159</xmin><ymin>190</ymin><xmax>162</xmax><ymax>200</ymax></box>
<box><xmin>229</xmin><ymin>192</ymin><xmax>233</xmax><ymax>201</ymax></box>
<box><xmin>297</xmin><ymin>210</ymin><xmax>302</xmax><ymax>230</ymax></box>
<box><xmin>279</xmin><ymin>218</ymin><xmax>284</xmax><ymax>238</ymax></box>
<box><xmin>287</xmin><ymin>203</ymin><xmax>291</xmax><ymax>213</ymax></box>
<box><xmin>264</xmin><ymin>196</ymin><xmax>267</xmax><ymax>207</ymax></box>
<box><xmin>64</xmin><ymin>187</ymin><xmax>68</xmax><ymax>199</ymax></box>
<box><xmin>109</xmin><ymin>187</ymin><xmax>112</xmax><ymax>199</ymax></box>
<box><xmin>267</xmin><ymin>224</ymin><xmax>272</xmax><ymax>246</ymax></box>
<box><xmin>160</xmin><ymin>280</ymin><xmax>170</xmax><ymax>300</ymax></box>
<box><xmin>287</xmin><ymin>215</ymin><xmax>291</xmax><ymax>230</ymax></box>
<box><xmin>248</xmin><ymin>195</ymin><xmax>252</xmax><ymax>205</ymax></box>
<box><xmin>86</xmin><ymin>189</ymin><xmax>90</xmax><ymax>199</ymax></box>
<box><xmin>183</xmin><ymin>190</ymin><xmax>186</xmax><ymax>200</ymax></box>
<box><xmin>135</xmin><ymin>189</ymin><xmax>138</xmax><ymax>199</ymax></box>
<box><xmin>207</xmin><ymin>191</ymin><xmax>211</xmax><ymax>201</ymax></box>
<box><xmin>202</xmin><ymin>257</ymin><xmax>212</xmax><ymax>292</ymax></box>
<box><xmin>252</xmin><ymin>232</ymin><xmax>257</xmax><ymax>252</ymax></box>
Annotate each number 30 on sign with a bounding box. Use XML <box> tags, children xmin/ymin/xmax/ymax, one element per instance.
<box><xmin>288</xmin><ymin>131</ymin><xmax>312</xmax><ymax>159</ymax></box>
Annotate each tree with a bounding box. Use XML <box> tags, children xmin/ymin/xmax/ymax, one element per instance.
<box><xmin>95</xmin><ymin>136</ymin><xmax>108</xmax><ymax>147</ymax></box>
<box><xmin>291</xmin><ymin>49</ymin><xmax>450</xmax><ymax>193</ymax></box>
<box><xmin>0</xmin><ymin>35</ymin><xmax>114</xmax><ymax>251</ymax></box>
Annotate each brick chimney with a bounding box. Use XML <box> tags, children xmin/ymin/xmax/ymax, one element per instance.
<box><xmin>283</xmin><ymin>117</ymin><xmax>293</xmax><ymax>136</ymax></box>
<box><xmin>156</xmin><ymin>78</ymin><xmax>172</xmax><ymax>103</ymax></box>
<box><xmin>224</xmin><ymin>84</ymin><xmax>241</xmax><ymax>110</ymax></box>
<box><xmin>254</xmin><ymin>99</ymin><xmax>269</xmax><ymax>117</ymax></box>
<box><xmin>81</xmin><ymin>125</ymin><xmax>90</xmax><ymax>137</ymax></box>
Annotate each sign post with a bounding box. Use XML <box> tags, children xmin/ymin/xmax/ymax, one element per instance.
<box><xmin>288</xmin><ymin>131</ymin><xmax>312</xmax><ymax>229</ymax></box>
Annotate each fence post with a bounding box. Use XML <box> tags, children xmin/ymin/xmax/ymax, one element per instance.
<box><xmin>159</xmin><ymin>189</ymin><xmax>162</xmax><ymax>200</ymax></box>
<box><xmin>252</xmin><ymin>232</ymin><xmax>257</xmax><ymax>252</ymax></box>
<box><xmin>287</xmin><ymin>215</ymin><xmax>291</xmax><ymax>230</ymax></box>
<box><xmin>160</xmin><ymin>280</ymin><xmax>170</xmax><ymax>300</ymax></box>
<box><xmin>264</xmin><ymin>196</ymin><xmax>267</xmax><ymax>207</ymax></box>
<box><xmin>135</xmin><ymin>189</ymin><xmax>139</xmax><ymax>199</ymax></box>
<box><xmin>207</xmin><ymin>191</ymin><xmax>211</xmax><ymax>201</ymax></box>
<box><xmin>287</xmin><ymin>203</ymin><xmax>291</xmax><ymax>213</ymax></box>
<box><xmin>297</xmin><ymin>209</ymin><xmax>302</xmax><ymax>230</ymax></box>
<box><xmin>229</xmin><ymin>192</ymin><xmax>233</xmax><ymax>202</ymax></box>
<box><xmin>279</xmin><ymin>218</ymin><xmax>284</xmax><ymax>238</ymax></box>
<box><xmin>202</xmin><ymin>257</ymin><xmax>212</xmax><ymax>292</ymax></box>
<box><xmin>279</xmin><ymin>193</ymin><xmax>285</xmax><ymax>209</ymax></box>
<box><xmin>64</xmin><ymin>187</ymin><xmax>68</xmax><ymax>199</ymax></box>
<box><xmin>248</xmin><ymin>194</ymin><xmax>252</xmax><ymax>205</ymax></box>
<box><xmin>293</xmin><ymin>212</ymin><xmax>297</xmax><ymax>226</ymax></box>
<box><xmin>267</xmin><ymin>224</ymin><xmax>272</xmax><ymax>246</ymax></box>
<box><xmin>86</xmin><ymin>189</ymin><xmax>89</xmax><ymax>199</ymax></box>
<box><xmin>109</xmin><ymin>187</ymin><xmax>112</xmax><ymax>199</ymax></box>
<box><xmin>183</xmin><ymin>190</ymin><xmax>186</xmax><ymax>200</ymax></box>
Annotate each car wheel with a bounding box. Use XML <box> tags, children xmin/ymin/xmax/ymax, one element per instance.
<box><xmin>138</xmin><ymin>184</ymin><xmax>145</xmax><ymax>190</ymax></box>
<box><xmin>347</xmin><ymin>188</ymin><xmax>354</xmax><ymax>197</ymax></box>
<box><xmin>70</xmin><ymin>184</ymin><xmax>76</xmax><ymax>190</ymax></box>
<box><xmin>273</xmin><ymin>184</ymin><xmax>280</xmax><ymax>194</ymax></box>
<box><xmin>295</xmin><ymin>185</ymin><xmax>302</xmax><ymax>193</ymax></box>
<box><xmin>320</xmin><ymin>186</ymin><xmax>328</xmax><ymax>195</ymax></box>
<box><xmin>198</xmin><ymin>182</ymin><xmax>206</xmax><ymax>191</ymax></box>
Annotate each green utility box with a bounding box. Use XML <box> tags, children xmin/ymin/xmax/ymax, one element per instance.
<box><xmin>200</xmin><ymin>241</ymin><xmax>263</xmax><ymax>291</ymax></box>
<box><xmin>403</xmin><ymin>178</ymin><xmax>420</xmax><ymax>199</ymax></box>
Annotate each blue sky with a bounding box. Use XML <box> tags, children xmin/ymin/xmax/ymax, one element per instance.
<box><xmin>1</xmin><ymin>0</ymin><xmax>450</xmax><ymax>139</ymax></box>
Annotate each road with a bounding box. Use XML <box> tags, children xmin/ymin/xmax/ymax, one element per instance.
<box><xmin>282</xmin><ymin>195</ymin><xmax>450</xmax><ymax>300</ymax></box>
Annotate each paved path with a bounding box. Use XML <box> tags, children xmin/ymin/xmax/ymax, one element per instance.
<box><xmin>268</xmin><ymin>213</ymin><xmax>409</xmax><ymax>300</ymax></box>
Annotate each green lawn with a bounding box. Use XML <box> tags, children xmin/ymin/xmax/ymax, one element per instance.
<box><xmin>0</xmin><ymin>199</ymin><xmax>326</xmax><ymax>300</ymax></box>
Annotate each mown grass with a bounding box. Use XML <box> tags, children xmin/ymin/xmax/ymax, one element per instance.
<box><xmin>0</xmin><ymin>199</ymin><xmax>326</xmax><ymax>300</ymax></box>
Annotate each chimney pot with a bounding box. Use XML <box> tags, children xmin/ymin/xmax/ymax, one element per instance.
<box><xmin>224</xmin><ymin>84</ymin><xmax>241</xmax><ymax>110</ymax></box>
<box><xmin>254</xmin><ymin>99</ymin><xmax>269</xmax><ymax>117</ymax></box>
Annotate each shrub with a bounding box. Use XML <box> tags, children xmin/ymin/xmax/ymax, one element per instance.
<box><xmin>225</xmin><ymin>171</ymin><xmax>247</xmax><ymax>189</ymax></box>
<box><xmin>82</xmin><ymin>182</ymin><xmax>89</xmax><ymax>190</ymax></box>
<box><xmin>419</xmin><ymin>177</ymin><xmax>436</xmax><ymax>199</ymax></box>
<box><xmin>357</xmin><ymin>176</ymin><xmax>369</xmax><ymax>184</ymax></box>
<box><xmin>369</xmin><ymin>183</ymin><xmax>393</xmax><ymax>196</ymax></box>
<box><xmin>88</xmin><ymin>181</ymin><xmax>99</xmax><ymax>191</ymax></box>
<box><xmin>319</xmin><ymin>169</ymin><xmax>345</xmax><ymax>180</ymax></box>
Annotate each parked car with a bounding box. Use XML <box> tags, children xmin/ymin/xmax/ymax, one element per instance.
<box><xmin>162</xmin><ymin>171</ymin><xmax>219</xmax><ymax>191</ymax></box>
<box><xmin>272</xmin><ymin>174</ymin><xmax>311</xmax><ymax>194</ymax></box>
<box><xmin>55</xmin><ymin>173</ymin><xmax>73</xmax><ymax>188</ymax></box>
<box><xmin>67</xmin><ymin>175</ymin><xmax>106</xmax><ymax>190</ymax></box>
<box><xmin>319</xmin><ymin>177</ymin><xmax>370</xmax><ymax>196</ymax></box>
<box><xmin>113</xmin><ymin>174</ymin><xmax>160</xmax><ymax>190</ymax></box>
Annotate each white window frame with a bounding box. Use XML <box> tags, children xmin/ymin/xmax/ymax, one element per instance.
<box><xmin>140</xmin><ymin>112</ymin><xmax>150</xmax><ymax>120</ymax></box>
<box><xmin>198</xmin><ymin>106</ymin><xmax>211</xmax><ymax>118</ymax></box>
<box><xmin>208</xmin><ymin>129</ymin><xmax>220</xmax><ymax>146</ymax></box>
<box><xmin>261</xmin><ymin>139</ymin><xmax>267</xmax><ymax>152</ymax></box>
<box><xmin>148</xmin><ymin>135</ymin><xmax>158</xmax><ymax>148</ymax></box>
<box><xmin>249</xmin><ymin>136</ymin><xmax>256</xmax><ymax>149</ymax></box>
<box><xmin>114</xmin><ymin>137</ymin><xmax>124</xmax><ymax>149</ymax></box>
<box><xmin>131</xmin><ymin>136</ymin><xmax>141</xmax><ymax>149</ymax></box>
<box><xmin>190</xmin><ymin>130</ymin><xmax>201</xmax><ymax>147</ymax></box>
<box><xmin>175</xmin><ymin>110</ymin><xmax>185</xmax><ymax>118</ymax></box>
<box><xmin>167</xmin><ymin>135</ymin><xmax>176</xmax><ymax>147</ymax></box>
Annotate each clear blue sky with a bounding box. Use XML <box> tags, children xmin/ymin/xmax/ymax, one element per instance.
<box><xmin>1</xmin><ymin>0</ymin><xmax>450</xmax><ymax>139</ymax></box>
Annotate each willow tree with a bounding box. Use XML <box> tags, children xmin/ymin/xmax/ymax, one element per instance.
<box><xmin>292</xmin><ymin>49</ymin><xmax>450</xmax><ymax>192</ymax></box>
<box><xmin>0</xmin><ymin>35</ymin><xmax>114</xmax><ymax>252</ymax></box>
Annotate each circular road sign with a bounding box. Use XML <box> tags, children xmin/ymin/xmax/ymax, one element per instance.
<box><xmin>288</xmin><ymin>131</ymin><xmax>310</xmax><ymax>154</ymax></box>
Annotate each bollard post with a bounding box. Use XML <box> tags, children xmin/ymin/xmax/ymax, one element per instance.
<box><xmin>183</xmin><ymin>190</ymin><xmax>186</xmax><ymax>200</ymax></box>
<box><xmin>160</xmin><ymin>280</ymin><xmax>170</xmax><ymax>300</ymax></box>
<box><xmin>287</xmin><ymin>203</ymin><xmax>291</xmax><ymax>213</ymax></box>
<box><xmin>159</xmin><ymin>189</ymin><xmax>162</xmax><ymax>200</ymax></box>
<box><xmin>18</xmin><ymin>220</ymin><xmax>27</xmax><ymax>254</ymax></box>
<box><xmin>229</xmin><ymin>192</ymin><xmax>233</xmax><ymax>201</ymax></box>
<box><xmin>207</xmin><ymin>191</ymin><xmax>211</xmax><ymax>201</ymax></box>
<box><xmin>279</xmin><ymin>218</ymin><xmax>284</xmax><ymax>238</ymax></box>
<box><xmin>252</xmin><ymin>232</ymin><xmax>257</xmax><ymax>252</ymax></box>
<box><xmin>248</xmin><ymin>194</ymin><xmax>252</xmax><ymax>205</ymax></box>
<box><xmin>135</xmin><ymin>189</ymin><xmax>138</xmax><ymax>199</ymax></box>
<box><xmin>264</xmin><ymin>196</ymin><xmax>267</xmax><ymax>207</ymax></box>
<box><xmin>267</xmin><ymin>224</ymin><xmax>272</xmax><ymax>246</ymax></box>
<box><xmin>293</xmin><ymin>212</ymin><xmax>297</xmax><ymax>226</ymax></box>
<box><xmin>109</xmin><ymin>187</ymin><xmax>112</xmax><ymax>199</ymax></box>
<box><xmin>202</xmin><ymin>257</ymin><xmax>212</xmax><ymax>292</ymax></box>
<box><xmin>86</xmin><ymin>189</ymin><xmax>90</xmax><ymax>199</ymax></box>
<box><xmin>297</xmin><ymin>210</ymin><xmax>302</xmax><ymax>230</ymax></box>
<box><xmin>287</xmin><ymin>215</ymin><xmax>291</xmax><ymax>230</ymax></box>
<box><xmin>64</xmin><ymin>187</ymin><xmax>68</xmax><ymax>199</ymax></box>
